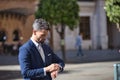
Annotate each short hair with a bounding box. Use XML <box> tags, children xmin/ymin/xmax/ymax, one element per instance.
<box><xmin>32</xmin><ymin>18</ymin><xmax>50</xmax><ymax>30</ymax></box>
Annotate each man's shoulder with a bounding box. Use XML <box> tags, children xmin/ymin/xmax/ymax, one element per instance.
<box><xmin>20</xmin><ymin>40</ymin><xmax>32</xmax><ymax>49</ymax></box>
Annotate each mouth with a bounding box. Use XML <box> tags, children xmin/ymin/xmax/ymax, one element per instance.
<box><xmin>40</xmin><ymin>39</ymin><xmax>45</xmax><ymax>43</ymax></box>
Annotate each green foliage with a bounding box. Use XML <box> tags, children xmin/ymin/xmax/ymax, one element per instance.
<box><xmin>35</xmin><ymin>0</ymin><xmax>80</xmax><ymax>30</ymax></box>
<box><xmin>105</xmin><ymin>0</ymin><xmax>120</xmax><ymax>23</ymax></box>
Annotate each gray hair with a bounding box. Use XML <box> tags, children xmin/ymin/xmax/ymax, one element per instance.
<box><xmin>32</xmin><ymin>18</ymin><xmax>50</xmax><ymax>30</ymax></box>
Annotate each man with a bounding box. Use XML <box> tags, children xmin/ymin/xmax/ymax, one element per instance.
<box><xmin>18</xmin><ymin>18</ymin><xmax>65</xmax><ymax>80</ymax></box>
<box><xmin>75</xmin><ymin>33</ymin><xmax>84</xmax><ymax>56</ymax></box>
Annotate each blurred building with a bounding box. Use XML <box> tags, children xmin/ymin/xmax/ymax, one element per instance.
<box><xmin>0</xmin><ymin>0</ymin><xmax>37</xmax><ymax>54</ymax></box>
<box><xmin>54</xmin><ymin>0</ymin><xmax>120</xmax><ymax>50</ymax></box>
<box><xmin>0</xmin><ymin>0</ymin><xmax>120</xmax><ymax>53</ymax></box>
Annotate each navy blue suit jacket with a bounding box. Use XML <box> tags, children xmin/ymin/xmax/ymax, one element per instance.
<box><xmin>18</xmin><ymin>40</ymin><xmax>65</xmax><ymax>80</ymax></box>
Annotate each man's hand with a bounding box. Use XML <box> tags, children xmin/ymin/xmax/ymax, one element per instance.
<box><xmin>51</xmin><ymin>71</ymin><xmax>58</xmax><ymax>79</ymax></box>
<box><xmin>45</xmin><ymin>63</ymin><xmax>60</xmax><ymax>72</ymax></box>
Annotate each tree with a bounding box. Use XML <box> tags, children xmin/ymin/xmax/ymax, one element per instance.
<box><xmin>35</xmin><ymin>0</ymin><xmax>79</xmax><ymax>62</ymax></box>
<box><xmin>105</xmin><ymin>0</ymin><xmax>120</xmax><ymax>31</ymax></box>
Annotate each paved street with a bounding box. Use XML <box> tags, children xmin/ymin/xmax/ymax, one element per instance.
<box><xmin>0</xmin><ymin>49</ymin><xmax>120</xmax><ymax>80</ymax></box>
<box><xmin>57</xmin><ymin>61</ymin><xmax>120</xmax><ymax>80</ymax></box>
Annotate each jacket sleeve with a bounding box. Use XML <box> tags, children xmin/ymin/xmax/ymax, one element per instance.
<box><xmin>53</xmin><ymin>53</ymin><xmax>65</xmax><ymax>72</ymax></box>
<box><xmin>47</xmin><ymin>47</ymin><xmax>65</xmax><ymax>72</ymax></box>
<box><xmin>18</xmin><ymin>47</ymin><xmax>45</xmax><ymax>78</ymax></box>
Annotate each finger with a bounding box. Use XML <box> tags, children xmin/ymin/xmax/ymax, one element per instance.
<box><xmin>51</xmin><ymin>73</ymin><xmax>56</xmax><ymax>79</ymax></box>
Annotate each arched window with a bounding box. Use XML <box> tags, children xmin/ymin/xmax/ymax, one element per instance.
<box><xmin>0</xmin><ymin>30</ymin><xmax>7</xmax><ymax>42</ymax></box>
<box><xmin>13</xmin><ymin>29</ymin><xmax>20</xmax><ymax>41</ymax></box>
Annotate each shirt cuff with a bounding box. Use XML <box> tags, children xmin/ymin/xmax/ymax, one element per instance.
<box><xmin>58</xmin><ymin>64</ymin><xmax>63</xmax><ymax>72</ymax></box>
<box><xmin>43</xmin><ymin>68</ymin><xmax>46</xmax><ymax>76</ymax></box>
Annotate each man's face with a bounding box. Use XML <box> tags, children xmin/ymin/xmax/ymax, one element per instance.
<box><xmin>34</xmin><ymin>29</ymin><xmax>48</xmax><ymax>43</ymax></box>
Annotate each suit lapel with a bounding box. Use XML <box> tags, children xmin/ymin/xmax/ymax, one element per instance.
<box><xmin>29</xmin><ymin>40</ymin><xmax>45</xmax><ymax>65</ymax></box>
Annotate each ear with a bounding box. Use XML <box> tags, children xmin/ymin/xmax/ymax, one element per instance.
<box><xmin>33</xmin><ymin>30</ymin><xmax>37</xmax><ymax>35</ymax></box>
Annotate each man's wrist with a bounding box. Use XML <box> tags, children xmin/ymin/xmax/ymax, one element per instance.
<box><xmin>44</xmin><ymin>67</ymin><xmax>49</xmax><ymax>72</ymax></box>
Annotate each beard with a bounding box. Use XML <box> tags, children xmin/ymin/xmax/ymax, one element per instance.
<box><xmin>37</xmin><ymin>38</ymin><xmax>45</xmax><ymax>44</ymax></box>
<box><xmin>40</xmin><ymin>40</ymin><xmax>44</xmax><ymax>44</ymax></box>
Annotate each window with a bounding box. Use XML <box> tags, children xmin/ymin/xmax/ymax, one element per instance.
<box><xmin>0</xmin><ymin>30</ymin><xmax>7</xmax><ymax>42</ymax></box>
<box><xmin>79</xmin><ymin>17</ymin><xmax>90</xmax><ymax>40</ymax></box>
<box><xmin>13</xmin><ymin>29</ymin><xmax>20</xmax><ymax>41</ymax></box>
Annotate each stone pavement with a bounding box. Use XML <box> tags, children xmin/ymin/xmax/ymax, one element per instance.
<box><xmin>56</xmin><ymin>61</ymin><xmax>120</xmax><ymax>80</ymax></box>
<box><xmin>0</xmin><ymin>49</ymin><xmax>120</xmax><ymax>80</ymax></box>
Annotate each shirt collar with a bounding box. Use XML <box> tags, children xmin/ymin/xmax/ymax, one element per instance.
<box><xmin>31</xmin><ymin>37</ymin><xmax>39</xmax><ymax>47</ymax></box>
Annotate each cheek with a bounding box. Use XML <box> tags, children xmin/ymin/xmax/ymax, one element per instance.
<box><xmin>36</xmin><ymin>33</ymin><xmax>42</xmax><ymax>38</ymax></box>
<box><xmin>37</xmin><ymin>35</ymin><xmax>45</xmax><ymax>41</ymax></box>
<box><xmin>37</xmin><ymin>36</ymin><xmax>42</xmax><ymax>40</ymax></box>
<box><xmin>36</xmin><ymin>31</ymin><xmax>47</xmax><ymax>40</ymax></box>
<box><xmin>36</xmin><ymin>35</ymin><xmax>42</xmax><ymax>41</ymax></box>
